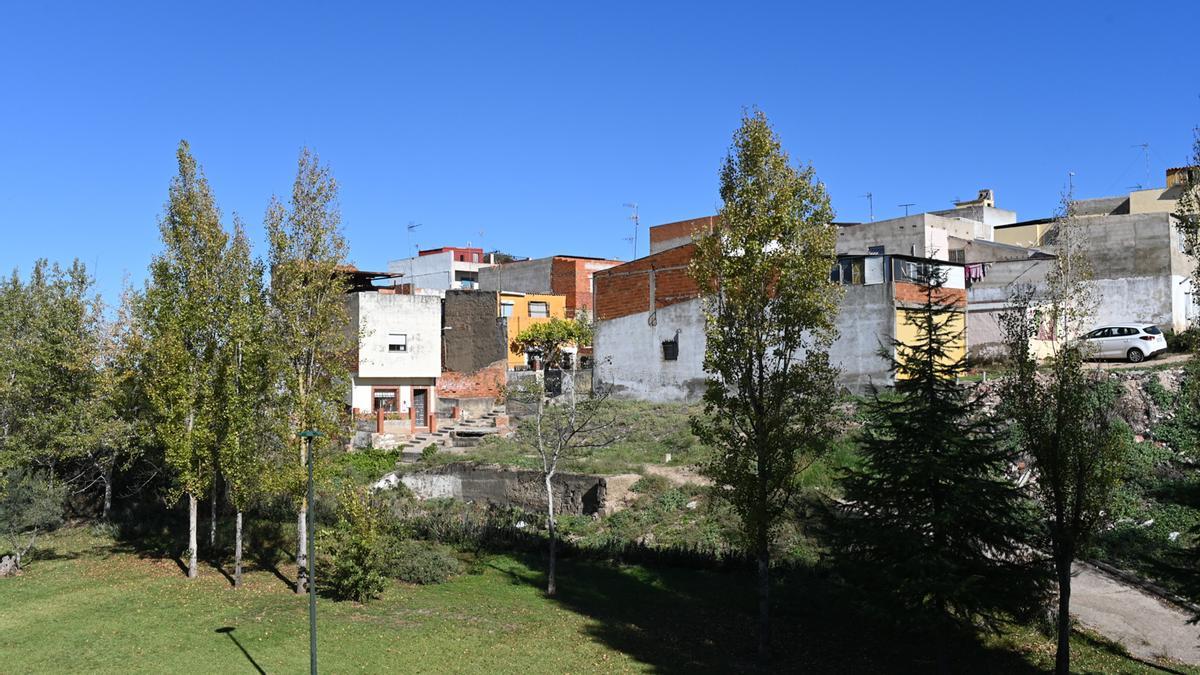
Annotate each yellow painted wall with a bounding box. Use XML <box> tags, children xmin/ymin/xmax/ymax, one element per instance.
<box><xmin>500</xmin><ymin>292</ymin><xmax>567</xmax><ymax>367</ymax></box>
<box><xmin>993</xmin><ymin>222</ymin><xmax>1049</xmax><ymax>248</ymax></box>
<box><xmin>893</xmin><ymin>308</ymin><xmax>967</xmax><ymax>378</ymax></box>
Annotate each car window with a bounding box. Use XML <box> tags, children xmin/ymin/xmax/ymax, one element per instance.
<box><xmin>1084</xmin><ymin>329</ymin><xmax>1103</xmax><ymax>339</ymax></box>
<box><xmin>1096</xmin><ymin>328</ymin><xmax>1114</xmax><ymax>338</ymax></box>
<box><xmin>1144</xmin><ymin>326</ymin><xmax>1162</xmax><ymax>335</ymax></box>
<box><xmin>1119</xmin><ymin>327</ymin><xmax>1137</xmax><ymax>336</ymax></box>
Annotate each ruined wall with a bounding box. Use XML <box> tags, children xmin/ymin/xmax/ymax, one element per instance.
<box><xmin>399</xmin><ymin>462</ymin><xmax>608</xmax><ymax>516</ymax></box>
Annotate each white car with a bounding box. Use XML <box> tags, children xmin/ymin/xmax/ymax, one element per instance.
<box><xmin>1079</xmin><ymin>324</ymin><xmax>1167</xmax><ymax>363</ymax></box>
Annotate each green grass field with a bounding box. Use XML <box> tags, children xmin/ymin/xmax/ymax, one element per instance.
<box><xmin>2</xmin><ymin>527</ymin><xmax>1191</xmax><ymax>674</ymax></box>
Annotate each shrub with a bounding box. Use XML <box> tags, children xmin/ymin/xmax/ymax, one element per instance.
<box><xmin>387</xmin><ymin>539</ymin><xmax>463</xmax><ymax>584</ymax></box>
<box><xmin>421</xmin><ymin>444</ymin><xmax>440</xmax><ymax>462</ymax></box>
<box><xmin>318</xmin><ymin>488</ymin><xmax>390</xmax><ymax>603</ymax></box>
<box><xmin>631</xmin><ymin>474</ymin><xmax>670</xmax><ymax>496</ymax></box>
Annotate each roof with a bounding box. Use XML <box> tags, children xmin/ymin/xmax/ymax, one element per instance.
<box><xmin>993</xmin><ymin>218</ymin><xmax>1054</xmax><ymax>230</ymax></box>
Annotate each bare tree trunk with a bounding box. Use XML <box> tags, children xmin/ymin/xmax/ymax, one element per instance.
<box><xmin>210</xmin><ymin>476</ymin><xmax>218</xmax><ymax>550</ymax></box>
<box><xmin>296</xmin><ymin>505</ymin><xmax>308</xmax><ymax>594</ymax></box>
<box><xmin>101</xmin><ymin>464</ymin><xmax>114</xmax><ymax>521</ymax></box>
<box><xmin>234</xmin><ymin>510</ymin><xmax>243</xmax><ymax>589</ymax></box>
<box><xmin>757</xmin><ymin>528</ymin><xmax>770</xmax><ymax>671</ymax></box>
<box><xmin>545</xmin><ymin>472</ymin><xmax>557</xmax><ymax>596</ymax></box>
<box><xmin>187</xmin><ymin>493</ymin><xmax>198</xmax><ymax>579</ymax></box>
<box><xmin>1055</xmin><ymin>554</ymin><xmax>1072</xmax><ymax>675</ymax></box>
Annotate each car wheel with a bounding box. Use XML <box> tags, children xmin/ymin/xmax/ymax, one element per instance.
<box><xmin>1127</xmin><ymin>348</ymin><xmax>1144</xmax><ymax>363</ymax></box>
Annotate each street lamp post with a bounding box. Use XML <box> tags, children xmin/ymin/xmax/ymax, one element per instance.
<box><xmin>300</xmin><ymin>430</ymin><xmax>322</xmax><ymax>675</ymax></box>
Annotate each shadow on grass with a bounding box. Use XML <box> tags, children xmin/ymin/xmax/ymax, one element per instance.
<box><xmin>491</xmin><ymin>554</ymin><xmax>1043</xmax><ymax>674</ymax></box>
<box><xmin>1073</xmin><ymin>629</ymin><xmax>1191</xmax><ymax>675</ymax></box>
<box><xmin>215</xmin><ymin>627</ymin><xmax>266</xmax><ymax>674</ymax></box>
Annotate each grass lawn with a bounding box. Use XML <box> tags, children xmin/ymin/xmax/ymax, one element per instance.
<box><xmin>2</xmin><ymin>527</ymin><xmax>1193</xmax><ymax>674</ymax></box>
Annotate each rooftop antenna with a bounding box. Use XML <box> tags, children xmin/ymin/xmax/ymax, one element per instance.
<box><xmin>406</xmin><ymin>222</ymin><xmax>422</xmax><ymax>291</ymax></box>
<box><xmin>1133</xmin><ymin>143</ymin><xmax>1150</xmax><ymax>188</ymax></box>
<box><xmin>899</xmin><ymin>203</ymin><xmax>916</xmax><ymax>217</ymax></box>
<box><xmin>862</xmin><ymin>193</ymin><xmax>874</xmax><ymax>222</ymax></box>
<box><xmin>623</xmin><ymin>202</ymin><xmax>640</xmax><ymax>259</ymax></box>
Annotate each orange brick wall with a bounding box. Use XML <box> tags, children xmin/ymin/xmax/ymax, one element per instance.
<box><xmin>893</xmin><ymin>281</ymin><xmax>967</xmax><ymax>308</ymax></box>
<box><xmin>594</xmin><ymin>244</ymin><xmax>701</xmax><ymax>321</ymax></box>
<box><xmin>546</xmin><ymin>257</ymin><xmax>621</xmax><ymax>318</ymax></box>
<box><xmin>648</xmin><ymin>216</ymin><xmax>720</xmax><ymax>250</ymax></box>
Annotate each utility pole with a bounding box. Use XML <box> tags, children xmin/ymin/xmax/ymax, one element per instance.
<box><xmin>862</xmin><ymin>193</ymin><xmax>874</xmax><ymax>222</ymax></box>
<box><xmin>299</xmin><ymin>430</ymin><xmax>322</xmax><ymax>675</ymax></box>
<box><xmin>623</xmin><ymin>203</ymin><xmax>639</xmax><ymax>259</ymax></box>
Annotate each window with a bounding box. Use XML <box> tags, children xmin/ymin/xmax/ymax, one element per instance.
<box><xmin>500</xmin><ymin>302</ymin><xmax>514</xmax><ymax>318</ymax></box>
<box><xmin>529</xmin><ymin>301</ymin><xmax>549</xmax><ymax>318</ymax></box>
<box><xmin>867</xmin><ymin>245</ymin><xmax>885</xmax><ymax>256</ymax></box>
<box><xmin>1118</xmin><ymin>327</ymin><xmax>1138</xmax><ymax>336</ymax></box>
<box><xmin>949</xmin><ymin>249</ymin><xmax>966</xmax><ymax>264</ymax></box>
<box><xmin>1144</xmin><ymin>326</ymin><xmax>1162</xmax><ymax>335</ymax></box>
<box><xmin>372</xmin><ymin>388</ymin><xmax>398</xmax><ymax>412</ymax></box>
<box><xmin>387</xmin><ymin>333</ymin><xmax>407</xmax><ymax>352</ymax></box>
<box><xmin>662</xmin><ymin>336</ymin><xmax>679</xmax><ymax>361</ymax></box>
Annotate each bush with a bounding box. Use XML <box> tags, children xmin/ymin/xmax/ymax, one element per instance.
<box><xmin>1166</xmin><ymin>327</ymin><xmax>1200</xmax><ymax>353</ymax></box>
<box><xmin>387</xmin><ymin>539</ymin><xmax>463</xmax><ymax>584</ymax></box>
<box><xmin>421</xmin><ymin>445</ymin><xmax>440</xmax><ymax>462</ymax></box>
<box><xmin>318</xmin><ymin>488</ymin><xmax>390</xmax><ymax>603</ymax></box>
<box><xmin>631</xmin><ymin>474</ymin><xmax>670</xmax><ymax>496</ymax></box>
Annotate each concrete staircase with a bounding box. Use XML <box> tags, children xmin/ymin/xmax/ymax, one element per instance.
<box><xmin>396</xmin><ymin>406</ymin><xmax>509</xmax><ymax>464</ymax></box>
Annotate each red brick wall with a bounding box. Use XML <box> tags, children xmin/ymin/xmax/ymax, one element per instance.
<box><xmin>648</xmin><ymin>216</ymin><xmax>720</xmax><ymax>250</ymax></box>
<box><xmin>437</xmin><ymin>362</ymin><xmax>506</xmax><ymax>400</ymax></box>
<box><xmin>593</xmin><ymin>244</ymin><xmax>700</xmax><ymax>321</ymax></box>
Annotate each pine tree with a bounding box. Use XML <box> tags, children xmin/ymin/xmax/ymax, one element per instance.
<box><xmin>837</xmin><ymin>265</ymin><xmax>1048</xmax><ymax>642</ymax></box>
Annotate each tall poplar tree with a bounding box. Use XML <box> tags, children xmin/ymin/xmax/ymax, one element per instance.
<box><xmin>266</xmin><ymin>148</ymin><xmax>351</xmax><ymax>594</ymax></box>
<box><xmin>690</xmin><ymin>110</ymin><xmax>842</xmax><ymax>667</ymax></box>
<box><xmin>837</xmin><ymin>266</ymin><xmax>1047</xmax><ymax>644</ymax></box>
<box><xmin>143</xmin><ymin>141</ymin><xmax>227</xmax><ymax>579</ymax></box>
<box><xmin>216</xmin><ymin>222</ymin><xmax>276</xmax><ymax>588</ymax></box>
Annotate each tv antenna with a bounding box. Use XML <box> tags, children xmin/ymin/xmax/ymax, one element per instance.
<box><xmin>862</xmin><ymin>193</ymin><xmax>874</xmax><ymax>222</ymax></box>
<box><xmin>406</xmin><ymin>222</ymin><xmax>422</xmax><ymax>290</ymax></box>
<box><xmin>623</xmin><ymin>203</ymin><xmax>640</xmax><ymax>259</ymax></box>
<box><xmin>1132</xmin><ymin>143</ymin><xmax>1150</xmax><ymax>188</ymax></box>
<box><xmin>899</xmin><ymin>203</ymin><xmax>916</xmax><ymax>217</ymax></box>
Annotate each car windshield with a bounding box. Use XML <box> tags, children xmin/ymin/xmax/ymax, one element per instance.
<box><xmin>1144</xmin><ymin>326</ymin><xmax>1162</xmax><ymax>335</ymax></box>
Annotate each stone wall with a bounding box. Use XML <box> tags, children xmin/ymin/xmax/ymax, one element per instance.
<box><xmin>397</xmin><ymin>462</ymin><xmax>610</xmax><ymax>516</ymax></box>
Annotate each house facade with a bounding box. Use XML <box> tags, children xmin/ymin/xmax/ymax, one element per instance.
<box><xmin>500</xmin><ymin>291</ymin><xmax>568</xmax><ymax>368</ymax></box>
<box><xmin>346</xmin><ymin>289</ymin><xmax>443</xmax><ymax>427</ymax></box>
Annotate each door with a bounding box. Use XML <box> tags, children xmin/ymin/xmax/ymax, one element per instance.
<box><xmin>1096</xmin><ymin>327</ymin><xmax>1121</xmax><ymax>358</ymax></box>
<box><xmin>412</xmin><ymin>389</ymin><xmax>428</xmax><ymax>426</ymax></box>
<box><xmin>1116</xmin><ymin>327</ymin><xmax>1139</xmax><ymax>357</ymax></box>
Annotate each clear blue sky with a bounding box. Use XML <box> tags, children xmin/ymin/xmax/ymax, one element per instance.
<box><xmin>2</xmin><ymin>1</ymin><xmax>1198</xmax><ymax>302</ymax></box>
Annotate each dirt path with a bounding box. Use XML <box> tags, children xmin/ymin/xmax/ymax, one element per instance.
<box><xmin>1071</xmin><ymin>562</ymin><xmax>1200</xmax><ymax>666</ymax></box>
<box><xmin>1090</xmin><ymin>352</ymin><xmax>1192</xmax><ymax>371</ymax></box>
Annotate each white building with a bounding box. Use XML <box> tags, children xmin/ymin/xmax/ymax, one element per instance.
<box><xmin>346</xmin><ymin>290</ymin><xmax>442</xmax><ymax>426</ymax></box>
<box><xmin>386</xmin><ymin>246</ymin><xmax>494</xmax><ymax>293</ymax></box>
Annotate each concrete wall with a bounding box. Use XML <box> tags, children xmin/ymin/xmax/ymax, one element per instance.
<box><xmin>830</xmin><ymin>283</ymin><xmax>894</xmax><ymax>391</ymax></box>
<box><xmin>596</xmin><ymin>285</ymin><xmax>900</xmax><ymax>399</ymax></box>
<box><xmin>443</xmin><ymin>290</ymin><xmax>507</xmax><ymax>373</ymax></box>
<box><xmin>836</xmin><ymin>214</ymin><xmax>964</xmax><ymax>261</ymax></box>
<box><xmin>478</xmin><ymin>258</ymin><xmax>554</xmax><ymax>295</ymax></box>
<box><xmin>595</xmin><ymin>298</ymin><xmax>708</xmax><ymax>402</ymax></box>
<box><xmin>399</xmin><ymin>462</ymin><xmax>609</xmax><ymax>516</ymax></box>
<box><xmin>350</xmin><ymin>292</ymin><xmax>442</xmax><ymax>379</ymax></box>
